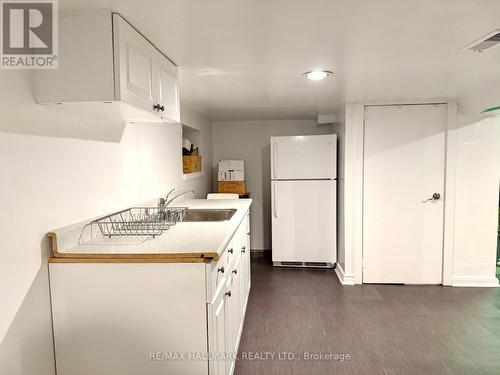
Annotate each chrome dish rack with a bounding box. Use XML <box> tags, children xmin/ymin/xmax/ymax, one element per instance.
<box><xmin>81</xmin><ymin>207</ymin><xmax>187</xmax><ymax>240</ymax></box>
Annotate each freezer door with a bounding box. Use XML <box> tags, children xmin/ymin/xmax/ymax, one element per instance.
<box><xmin>271</xmin><ymin>180</ymin><xmax>336</xmax><ymax>263</ymax></box>
<box><xmin>271</xmin><ymin>134</ymin><xmax>337</xmax><ymax>180</ymax></box>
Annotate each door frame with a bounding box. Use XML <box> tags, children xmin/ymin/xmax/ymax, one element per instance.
<box><xmin>343</xmin><ymin>100</ymin><xmax>458</xmax><ymax>285</ymax></box>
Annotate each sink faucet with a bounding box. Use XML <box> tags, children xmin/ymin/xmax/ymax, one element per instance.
<box><xmin>158</xmin><ymin>189</ymin><xmax>196</xmax><ymax>212</ymax></box>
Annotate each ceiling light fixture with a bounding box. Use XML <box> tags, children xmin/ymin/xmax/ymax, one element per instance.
<box><xmin>303</xmin><ymin>70</ymin><xmax>333</xmax><ymax>81</ymax></box>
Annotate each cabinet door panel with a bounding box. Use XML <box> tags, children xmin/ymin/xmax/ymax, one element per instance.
<box><xmin>114</xmin><ymin>15</ymin><xmax>156</xmax><ymax>114</ymax></box>
<box><xmin>156</xmin><ymin>55</ymin><xmax>180</xmax><ymax>122</ymax></box>
<box><xmin>239</xmin><ymin>248</ymin><xmax>248</xmax><ymax>317</ymax></box>
<box><xmin>231</xmin><ymin>257</ymin><xmax>243</xmax><ymax>352</ymax></box>
<box><xmin>225</xmin><ymin>256</ymin><xmax>243</xmax><ymax>375</ymax></box>
<box><xmin>244</xmin><ymin>234</ymin><xmax>251</xmax><ymax>297</ymax></box>
<box><xmin>208</xmin><ymin>285</ymin><xmax>227</xmax><ymax>375</ymax></box>
<box><xmin>126</xmin><ymin>45</ymin><xmax>154</xmax><ymax>99</ymax></box>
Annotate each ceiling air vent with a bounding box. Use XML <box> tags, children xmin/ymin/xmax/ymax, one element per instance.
<box><xmin>463</xmin><ymin>30</ymin><xmax>500</xmax><ymax>52</ymax></box>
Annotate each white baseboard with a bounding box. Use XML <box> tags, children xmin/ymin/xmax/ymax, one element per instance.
<box><xmin>335</xmin><ymin>264</ymin><xmax>356</xmax><ymax>285</ymax></box>
<box><xmin>451</xmin><ymin>275</ymin><xmax>500</xmax><ymax>288</ymax></box>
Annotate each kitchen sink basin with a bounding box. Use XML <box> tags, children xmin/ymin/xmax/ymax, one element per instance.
<box><xmin>182</xmin><ymin>209</ymin><xmax>237</xmax><ymax>222</ymax></box>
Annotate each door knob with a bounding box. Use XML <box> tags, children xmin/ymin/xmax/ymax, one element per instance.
<box><xmin>225</xmin><ymin>291</ymin><xmax>232</xmax><ymax>298</ymax></box>
<box><xmin>426</xmin><ymin>193</ymin><xmax>441</xmax><ymax>201</ymax></box>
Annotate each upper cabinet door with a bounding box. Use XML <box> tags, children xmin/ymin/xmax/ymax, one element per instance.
<box><xmin>113</xmin><ymin>14</ymin><xmax>156</xmax><ymax>114</ymax></box>
<box><xmin>155</xmin><ymin>52</ymin><xmax>180</xmax><ymax>122</ymax></box>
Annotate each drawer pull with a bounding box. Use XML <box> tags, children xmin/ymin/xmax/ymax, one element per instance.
<box><xmin>218</xmin><ymin>267</ymin><xmax>225</xmax><ymax>274</ymax></box>
<box><xmin>225</xmin><ymin>290</ymin><xmax>232</xmax><ymax>298</ymax></box>
<box><xmin>232</xmin><ymin>269</ymin><xmax>238</xmax><ymax>274</ymax></box>
<box><xmin>228</xmin><ymin>248</ymin><xmax>234</xmax><ymax>254</ymax></box>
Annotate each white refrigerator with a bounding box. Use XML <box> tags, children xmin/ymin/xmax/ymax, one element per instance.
<box><xmin>271</xmin><ymin>134</ymin><xmax>337</xmax><ymax>267</ymax></box>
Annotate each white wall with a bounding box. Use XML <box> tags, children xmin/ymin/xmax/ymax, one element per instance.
<box><xmin>0</xmin><ymin>71</ymin><xmax>211</xmax><ymax>374</ymax></box>
<box><xmin>212</xmin><ymin>120</ymin><xmax>332</xmax><ymax>250</ymax></box>
<box><xmin>450</xmin><ymin>113</ymin><xmax>500</xmax><ymax>286</ymax></box>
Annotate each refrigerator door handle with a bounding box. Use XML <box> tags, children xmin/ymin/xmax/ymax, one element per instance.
<box><xmin>273</xmin><ymin>182</ymin><xmax>278</xmax><ymax>218</ymax></box>
<box><xmin>272</xmin><ymin>141</ymin><xmax>277</xmax><ymax>180</ymax></box>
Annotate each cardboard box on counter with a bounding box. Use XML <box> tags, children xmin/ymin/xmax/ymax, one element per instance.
<box><xmin>218</xmin><ymin>181</ymin><xmax>246</xmax><ymax>195</ymax></box>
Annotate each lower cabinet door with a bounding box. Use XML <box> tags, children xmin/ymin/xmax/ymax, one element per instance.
<box><xmin>245</xmin><ymin>234</ymin><xmax>251</xmax><ymax>296</ymax></box>
<box><xmin>239</xmin><ymin>239</ymin><xmax>249</xmax><ymax>313</ymax></box>
<box><xmin>231</xmin><ymin>257</ymin><xmax>243</xmax><ymax>352</ymax></box>
<box><xmin>208</xmin><ymin>285</ymin><xmax>227</xmax><ymax>375</ymax></box>
<box><xmin>225</xmin><ymin>256</ymin><xmax>243</xmax><ymax>375</ymax></box>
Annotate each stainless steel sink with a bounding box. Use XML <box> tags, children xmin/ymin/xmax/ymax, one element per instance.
<box><xmin>182</xmin><ymin>209</ymin><xmax>237</xmax><ymax>222</ymax></box>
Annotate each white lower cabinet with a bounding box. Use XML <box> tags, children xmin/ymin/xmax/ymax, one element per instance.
<box><xmin>226</xmin><ymin>254</ymin><xmax>242</xmax><ymax>375</ymax></box>
<box><xmin>208</xmin><ymin>214</ymin><xmax>251</xmax><ymax>375</ymax></box>
<box><xmin>50</xmin><ymin>212</ymin><xmax>251</xmax><ymax>375</ymax></box>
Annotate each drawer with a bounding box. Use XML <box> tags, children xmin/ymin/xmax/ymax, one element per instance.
<box><xmin>233</xmin><ymin>216</ymin><xmax>248</xmax><ymax>254</ymax></box>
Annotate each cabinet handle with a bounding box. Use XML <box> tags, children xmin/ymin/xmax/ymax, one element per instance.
<box><xmin>228</xmin><ymin>248</ymin><xmax>233</xmax><ymax>254</ymax></box>
<box><xmin>218</xmin><ymin>267</ymin><xmax>225</xmax><ymax>274</ymax></box>
<box><xmin>225</xmin><ymin>291</ymin><xmax>232</xmax><ymax>298</ymax></box>
<box><xmin>153</xmin><ymin>104</ymin><xmax>165</xmax><ymax>112</ymax></box>
<box><xmin>232</xmin><ymin>269</ymin><xmax>238</xmax><ymax>274</ymax></box>
<box><xmin>241</xmin><ymin>246</ymin><xmax>246</xmax><ymax>253</ymax></box>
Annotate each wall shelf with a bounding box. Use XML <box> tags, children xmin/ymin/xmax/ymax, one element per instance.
<box><xmin>182</xmin><ymin>123</ymin><xmax>203</xmax><ymax>175</ymax></box>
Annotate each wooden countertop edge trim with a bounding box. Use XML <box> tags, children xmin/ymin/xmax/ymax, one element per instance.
<box><xmin>47</xmin><ymin>232</ymin><xmax>60</xmax><ymax>256</ymax></box>
<box><xmin>49</xmin><ymin>251</ymin><xmax>218</xmax><ymax>259</ymax></box>
<box><xmin>46</xmin><ymin>232</ymin><xmax>219</xmax><ymax>262</ymax></box>
<box><xmin>48</xmin><ymin>257</ymin><xmax>212</xmax><ymax>264</ymax></box>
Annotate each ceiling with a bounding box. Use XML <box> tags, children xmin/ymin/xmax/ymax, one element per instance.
<box><xmin>61</xmin><ymin>0</ymin><xmax>500</xmax><ymax>120</ymax></box>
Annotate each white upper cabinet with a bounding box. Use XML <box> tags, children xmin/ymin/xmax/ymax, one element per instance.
<box><xmin>35</xmin><ymin>13</ymin><xmax>180</xmax><ymax>124</ymax></box>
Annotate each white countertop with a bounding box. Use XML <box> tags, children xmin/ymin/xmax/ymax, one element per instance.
<box><xmin>49</xmin><ymin>198</ymin><xmax>252</xmax><ymax>261</ymax></box>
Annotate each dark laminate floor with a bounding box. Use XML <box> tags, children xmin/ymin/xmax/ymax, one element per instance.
<box><xmin>235</xmin><ymin>254</ymin><xmax>500</xmax><ymax>375</ymax></box>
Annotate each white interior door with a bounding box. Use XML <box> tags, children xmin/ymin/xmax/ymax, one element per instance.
<box><xmin>363</xmin><ymin>104</ymin><xmax>447</xmax><ymax>284</ymax></box>
<box><xmin>271</xmin><ymin>180</ymin><xmax>336</xmax><ymax>263</ymax></box>
<box><xmin>271</xmin><ymin>135</ymin><xmax>337</xmax><ymax>180</ymax></box>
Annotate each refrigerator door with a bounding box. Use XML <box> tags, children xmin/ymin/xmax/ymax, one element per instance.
<box><xmin>271</xmin><ymin>180</ymin><xmax>336</xmax><ymax>264</ymax></box>
<box><xmin>271</xmin><ymin>134</ymin><xmax>337</xmax><ymax>180</ymax></box>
